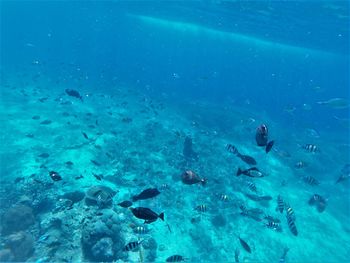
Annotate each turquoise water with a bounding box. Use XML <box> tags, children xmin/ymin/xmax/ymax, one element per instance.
<box><xmin>0</xmin><ymin>1</ymin><xmax>349</xmax><ymax>262</ymax></box>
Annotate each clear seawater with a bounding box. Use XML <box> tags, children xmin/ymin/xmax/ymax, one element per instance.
<box><xmin>0</xmin><ymin>1</ymin><xmax>349</xmax><ymax>262</ymax></box>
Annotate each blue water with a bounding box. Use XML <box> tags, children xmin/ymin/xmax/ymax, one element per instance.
<box><xmin>1</xmin><ymin>1</ymin><xmax>349</xmax><ymax>262</ymax></box>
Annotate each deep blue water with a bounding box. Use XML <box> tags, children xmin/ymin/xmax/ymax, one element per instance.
<box><xmin>1</xmin><ymin>1</ymin><xmax>349</xmax><ymax>262</ymax></box>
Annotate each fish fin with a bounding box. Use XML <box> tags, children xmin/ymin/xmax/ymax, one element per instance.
<box><xmin>159</xmin><ymin>212</ymin><xmax>165</xmax><ymax>221</ymax></box>
<box><xmin>236</xmin><ymin>168</ymin><xmax>242</xmax><ymax>176</ymax></box>
<box><xmin>248</xmin><ymin>167</ymin><xmax>259</xmax><ymax>171</ymax></box>
<box><xmin>266</xmin><ymin>140</ymin><xmax>274</xmax><ymax>153</ymax></box>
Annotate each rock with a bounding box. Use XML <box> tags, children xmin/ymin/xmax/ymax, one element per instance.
<box><xmin>1</xmin><ymin>205</ymin><xmax>35</xmax><ymax>234</ymax></box>
<box><xmin>0</xmin><ymin>249</ymin><xmax>14</xmax><ymax>262</ymax></box>
<box><xmin>91</xmin><ymin>237</ymin><xmax>114</xmax><ymax>260</ymax></box>
<box><xmin>4</xmin><ymin>231</ymin><xmax>34</xmax><ymax>261</ymax></box>
<box><xmin>85</xmin><ymin>185</ymin><xmax>117</xmax><ymax>208</ymax></box>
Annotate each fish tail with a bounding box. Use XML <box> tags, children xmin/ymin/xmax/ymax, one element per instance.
<box><xmin>237</xmin><ymin>168</ymin><xmax>242</xmax><ymax>176</ymax></box>
<box><xmin>159</xmin><ymin>212</ymin><xmax>165</xmax><ymax>221</ymax></box>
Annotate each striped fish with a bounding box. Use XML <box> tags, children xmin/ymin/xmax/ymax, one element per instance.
<box><xmin>195</xmin><ymin>204</ymin><xmax>207</xmax><ymax>213</ymax></box>
<box><xmin>303</xmin><ymin>176</ymin><xmax>320</xmax><ymax>186</ymax></box>
<box><xmin>286</xmin><ymin>215</ymin><xmax>298</xmax><ymax>236</ymax></box>
<box><xmin>123</xmin><ymin>240</ymin><xmax>143</xmax><ymax>251</ymax></box>
<box><xmin>246</xmin><ymin>181</ymin><xmax>257</xmax><ymax>193</ymax></box>
<box><xmin>133</xmin><ymin>226</ymin><xmax>150</xmax><ymax>235</ymax></box>
<box><xmin>166</xmin><ymin>255</ymin><xmax>186</xmax><ymax>262</ymax></box>
<box><xmin>219</xmin><ymin>194</ymin><xmax>229</xmax><ymax>202</ymax></box>
<box><xmin>276</xmin><ymin>195</ymin><xmax>285</xmax><ymax>213</ymax></box>
<box><xmin>285</xmin><ymin>204</ymin><xmax>296</xmax><ymax>221</ymax></box>
<box><xmin>303</xmin><ymin>144</ymin><xmax>319</xmax><ymax>153</ymax></box>
<box><xmin>265</xmin><ymin>221</ymin><xmax>282</xmax><ymax>232</ymax></box>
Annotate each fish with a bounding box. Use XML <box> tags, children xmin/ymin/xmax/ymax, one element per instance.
<box><xmin>286</xmin><ymin>214</ymin><xmax>298</xmax><ymax>236</ymax></box>
<box><xmin>246</xmin><ymin>181</ymin><xmax>257</xmax><ymax>193</ymax></box>
<box><xmin>49</xmin><ymin>171</ymin><xmax>62</xmax><ymax>181</ymax></box>
<box><xmin>166</xmin><ymin>255</ymin><xmax>186</xmax><ymax>262</ymax></box>
<box><xmin>93</xmin><ymin>173</ymin><xmax>103</xmax><ymax>181</ymax></box>
<box><xmin>130</xmin><ymin>207</ymin><xmax>164</xmax><ymax>224</ymax></box>
<box><xmin>40</xmin><ymin>120</ymin><xmax>52</xmax><ymax>125</ymax></box>
<box><xmin>75</xmin><ymin>175</ymin><xmax>84</xmax><ymax>180</ymax></box>
<box><xmin>336</xmin><ymin>164</ymin><xmax>350</xmax><ymax>183</ymax></box>
<box><xmin>239</xmin><ymin>205</ymin><xmax>263</xmax><ymax>222</ymax></box>
<box><xmin>65</xmin><ymin>89</ymin><xmax>83</xmax><ymax>101</ymax></box>
<box><xmin>279</xmin><ymin>247</ymin><xmax>289</xmax><ymax>263</ymax></box>
<box><xmin>236</xmin><ymin>167</ymin><xmax>265</xmax><ymax>178</ymax></box>
<box><xmin>308</xmin><ymin>194</ymin><xmax>327</xmax><ymax>213</ymax></box>
<box><xmin>181</xmin><ymin>170</ymin><xmax>207</xmax><ymax>185</ymax></box>
<box><xmin>302</xmin><ymin>144</ymin><xmax>319</xmax><ymax>153</ymax></box>
<box><xmin>234</xmin><ymin>248</ymin><xmax>240</xmax><ymax>262</ymax></box>
<box><xmin>284</xmin><ymin>203</ymin><xmax>296</xmax><ymax>221</ymax></box>
<box><xmin>38</xmin><ymin>153</ymin><xmax>50</xmax><ymax>158</ymax></box>
<box><xmin>226</xmin><ymin>144</ymin><xmax>257</xmax><ymax>165</ymax></box>
<box><xmin>82</xmin><ymin>132</ymin><xmax>89</xmax><ymax>140</ymax></box>
<box><xmin>265</xmin><ymin>221</ymin><xmax>282</xmax><ymax>232</ymax></box>
<box><xmin>118</xmin><ymin>200</ymin><xmax>133</xmax><ymax>208</ymax></box>
<box><xmin>123</xmin><ymin>240</ymin><xmax>143</xmax><ymax>251</ymax></box>
<box><xmin>302</xmin><ymin>176</ymin><xmax>320</xmax><ymax>186</ymax></box>
<box><xmin>264</xmin><ymin>215</ymin><xmax>281</xmax><ymax>223</ymax></box>
<box><xmin>32</xmin><ymin>115</ymin><xmax>40</xmax><ymax>120</ymax></box>
<box><xmin>195</xmin><ymin>204</ymin><xmax>208</xmax><ymax>213</ymax></box>
<box><xmin>237</xmin><ymin>236</ymin><xmax>251</xmax><ymax>253</ymax></box>
<box><xmin>265</xmin><ymin>140</ymin><xmax>274</xmax><ymax>153</ymax></box>
<box><xmin>133</xmin><ymin>226</ymin><xmax>150</xmax><ymax>235</ymax></box>
<box><xmin>317</xmin><ymin>98</ymin><xmax>349</xmax><ymax>109</ymax></box>
<box><xmin>276</xmin><ymin>195</ymin><xmax>285</xmax><ymax>213</ymax></box>
<box><xmin>91</xmin><ymin>160</ymin><xmax>101</xmax><ymax>166</ymax></box>
<box><xmin>305</xmin><ymin>128</ymin><xmax>320</xmax><ymax>138</ymax></box>
<box><xmin>132</xmin><ymin>188</ymin><xmax>161</xmax><ymax>202</ymax></box>
<box><xmin>219</xmin><ymin>194</ymin><xmax>229</xmax><ymax>202</ymax></box>
<box><xmin>294</xmin><ymin>161</ymin><xmax>307</xmax><ymax>169</ymax></box>
<box><xmin>14</xmin><ymin>177</ymin><xmax>25</xmax><ymax>183</ymax></box>
<box><xmin>245</xmin><ymin>193</ymin><xmax>272</xmax><ymax>202</ymax></box>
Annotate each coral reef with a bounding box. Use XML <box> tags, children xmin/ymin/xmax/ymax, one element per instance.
<box><xmin>1</xmin><ymin>205</ymin><xmax>35</xmax><ymax>234</ymax></box>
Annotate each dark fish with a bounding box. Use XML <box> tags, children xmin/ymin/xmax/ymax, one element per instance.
<box><xmin>336</xmin><ymin>164</ymin><xmax>350</xmax><ymax>183</ymax></box>
<box><xmin>234</xmin><ymin>248</ymin><xmax>240</xmax><ymax>262</ymax></box>
<box><xmin>118</xmin><ymin>200</ymin><xmax>133</xmax><ymax>208</ymax></box>
<box><xmin>246</xmin><ymin>181</ymin><xmax>257</xmax><ymax>193</ymax></box>
<box><xmin>132</xmin><ymin>188</ymin><xmax>161</xmax><ymax>202</ymax></box>
<box><xmin>265</xmin><ymin>140</ymin><xmax>274</xmax><ymax>153</ymax></box>
<box><xmin>91</xmin><ymin>160</ymin><xmax>101</xmax><ymax>166</ymax></box>
<box><xmin>38</xmin><ymin>153</ymin><xmax>50</xmax><ymax>158</ymax></box>
<box><xmin>181</xmin><ymin>170</ymin><xmax>206</xmax><ymax>185</ymax></box>
<box><xmin>75</xmin><ymin>175</ymin><xmax>84</xmax><ymax>180</ymax></box>
<box><xmin>303</xmin><ymin>176</ymin><xmax>319</xmax><ymax>186</ymax></box>
<box><xmin>14</xmin><ymin>177</ymin><xmax>25</xmax><ymax>183</ymax></box>
<box><xmin>65</xmin><ymin>89</ymin><xmax>83</xmax><ymax>101</ymax></box>
<box><xmin>124</xmin><ymin>240</ymin><xmax>143</xmax><ymax>251</ymax></box>
<box><xmin>49</xmin><ymin>171</ymin><xmax>62</xmax><ymax>181</ymax></box>
<box><xmin>285</xmin><ymin>203</ymin><xmax>296</xmax><ymax>221</ymax></box>
<box><xmin>40</xmin><ymin>120</ymin><xmax>52</xmax><ymax>125</ymax></box>
<box><xmin>245</xmin><ymin>193</ymin><xmax>272</xmax><ymax>202</ymax></box>
<box><xmin>130</xmin><ymin>207</ymin><xmax>164</xmax><ymax>223</ymax></box>
<box><xmin>276</xmin><ymin>195</ymin><xmax>284</xmax><ymax>213</ymax></box>
<box><xmin>279</xmin><ymin>247</ymin><xmax>289</xmax><ymax>263</ymax></box>
<box><xmin>25</xmin><ymin>133</ymin><xmax>34</xmax><ymax>138</ymax></box>
<box><xmin>265</xmin><ymin>221</ymin><xmax>282</xmax><ymax>232</ymax></box>
<box><xmin>226</xmin><ymin>144</ymin><xmax>257</xmax><ymax>165</ymax></box>
<box><xmin>65</xmin><ymin>161</ymin><xmax>74</xmax><ymax>166</ymax></box>
<box><xmin>237</xmin><ymin>167</ymin><xmax>264</xmax><ymax>178</ymax></box>
<box><xmin>286</xmin><ymin>214</ymin><xmax>298</xmax><ymax>236</ymax></box>
<box><xmin>237</xmin><ymin>236</ymin><xmax>251</xmax><ymax>253</ymax></box>
<box><xmin>32</xmin><ymin>115</ymin><xmax>40</xmax><ymax>120</ymax></box>
<box><xmin>93</xmin><ymin>173</ymin><xmax>103</xmax><ymax>181</ymax></box>
<box><xmin>82</xmin><ymin>132</ymin><xmax>89</xmax><ymax>140</ymax></box>
<box><xmin>166</xmin><ymin>255</ymin><xmax>186</xmax><ymax>262</ymax></box>
<box><xmin>308</xmin><ymin>194</ymin><xmax>327</xmax><ymax>213</ymax></box>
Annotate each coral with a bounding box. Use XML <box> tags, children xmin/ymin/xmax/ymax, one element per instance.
<box><xmin>0</xmin><ymin>249</ymin><xmax>14</xmax><ymax>262</ymax></box>
<box><xmin>1</xmin><ymin>204</ymin><xmax>35</xmax><ymax>234</ymax></box>
<box><xmin>60</xmin><ymin>190</ymin><xmax>85</xmax><ymax>204</ymax></box>
<box><xmin>85</xmin><ymin>185</ymin><xmax>117</xmax><ymax>208</ymax></box>
<box><xmin>81</xmin><ymin>209</ymin><xmax>125</xmax><ymax>261</ymax></box>
<box><xmin>4</xmin><ymin>231</ymin><xmax>34</xmax><ymax>261</ymax></box>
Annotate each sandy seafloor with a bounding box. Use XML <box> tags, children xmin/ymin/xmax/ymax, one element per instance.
<box><xmin>0</xmin><ymin>73</ymin><xmax>349</xmax><ymax>263</ymax></box>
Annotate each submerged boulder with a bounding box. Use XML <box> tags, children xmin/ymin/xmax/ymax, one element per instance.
<box><xmin>4</xmin><ymin>231</ymin><xmax>34</xmax><ymax>261</ymax></box>
<box><xmin>85</xmin><ymin>185</ymin><xmax>117</xmax><ymax>208</ymax></box>
<box><xmin>1</xmin><ymin>205</ymin><xmax>35</xmax><ymax>234</ymax></box>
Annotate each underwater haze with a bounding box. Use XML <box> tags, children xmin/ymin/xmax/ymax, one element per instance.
<box><xmin>0</xmin><ymin>1</ymin><xmax>349</xmax><ymax>262</ymax></box>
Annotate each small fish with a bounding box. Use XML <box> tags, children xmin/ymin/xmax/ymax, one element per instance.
<box><xmin>265</xmin><ymin>221</ymin><xmax>282</xmax><ymax>232</ymax></box>
<box><xmin>336</xmin><ymin>164</ymin><xmax>350</xmax><ymax>183</ymax></box>
<box><xmin>75</xmin><ymin>175</ymin><xmax>84</xmax><ymax>180</ymax></box>
<box><xmin>317</xmin><ymin>98</ymin><xmax>349</xmax><ymax>109</ymax></box>
<box><xmin>32</xmin><ymin>115</ymin><xmax>40</xmax><ymax>120</ymax></box>
<box><xmin>226</xmin><ymin>144</ymin><xmax>257</xmax><ymax>165</ymax></box>
<box><xmin>195</xmin><ymin>204</ymin><xmax>207</xmax><ymax>213</ymax></box>
<box><xmin>132</xmin><ymin>188</ymin><xmax>161</xmax><ymax>202</ymax></box>
<box><xmin>303</xmin><ymin>176</ymin><xmax>320</xmax><ymax>186</ymax></box>
<box><xmin>49</xmin><ymin>171</ymin><xmax>62</xmax><ymax>181</ymax></box>
<box><xmin>285</xmin><ymin>203</ymin><xmax>296</xmax><ymax>221</ymax></box>
<box><xmin>124</xmin><ymin>240</ymin><xmax>143</xmax><ymax>251</ymax></box>
<box><xmin>130</xmin><ymin>207</ymin><xmax>164</xmax><ymax>224</ymax></box>
<box><xmin>237</xmin><ymin>167</ymin><xmax>264</xmax><ymax>178</ymax></box>
<box><xmin>308</xmin><ymin>194</ymin><xmax>327</xmax><ymax>213</ymax></box>
<box><xmin>219</xmin><ymin>194</ymin><xmax>229</xmax><ymax>202</ymax></box>
<box><xmin>65</xmin><ymin>89</ymin><xmax>83</xmax><ymax>101</ymax></box>
<box><xmin>234</xmin><ymin>248</ymin><xmax>240</xmax><ymax>262</ymax></box>
<box><xmin>294</xmin><ymin>161</ymin><xmax>307</xmax><ymax>169</ymax></box>
<box><xmin>14</xmin><ymin>177</ymin><xmax>25</xmax><ymax>183</ymax></box>
<box><xmin>38</xmin><ymin>153</ymin><xmax>50</xmax><ymax>158</ymax></box>
<box><xmin>166</xmin><ymin>255</ymin><xmax>186</xmax><ymax>262</ymax></box>
<box><xmin>264</xmin><ymin>215</ymin><xmax>281</xmax><ymax>223</ymax></box>
<box><xmin>237</xmin><ymin>236</ymin><xmax>251</xmax><ymax>253</ymax></box>
<box><xmin>133</xmin><ymin>226</ymin><xmax>150</xmax><ymax>235</ymax></box>
<box><xmin>91</xmin><ymin>160</ymin><xmax>101</xmax><ymax>166</ymax></box>
<box><xmin>93</xmin><ymin>173</ymin><xmax>103</xmax><ymax>181</ymax></box>
<box><xmin>279</xmin><ymin>247</ymin><xmax>289</xmax><ymax>263</ymax></box>
<box><xmin>82</xmin><ymin>132</ymin><xmax>89</xmax><ymax>140</ymax></box>
<box><xmin>286</xmin><ymin>214</ymin><xmax>298</xmax><ymax>236</ymax></box>
<box><xmin>65</xmin><ymin>161</ymin><xmax>74</xmax><ymax>166</ymax></box>
<box><xmin>302</xmin><ymin>144</ymin><xmax>319</xmax><ymax>153</ymax></box>
<box><xmin>245</xmin><ymin>193</ymin><xmax>272</xmax><ymax>202</ymax></box>
<box><xmin>118</xmin><ymin>200</ymin><xmax>133</xmax><ymax>208</ymax></box>
<box><xmin>265</xmin><ymin>140</ymin><xmax>274</xmax><ymax>153</ymax></box>
<box><xmin>40</xmin><ymin>120</ymin><xmax>52</xmax><ymax>125</ymax></box>
<box><xmin>276</xmin><ymin>195</ymin><xmax>285</xmax><ymax>213</ymax></box>
<box><xmin>246</xmin><ymin>181</ymin><xmax>257</xmax><ymax>193</ymax></box>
